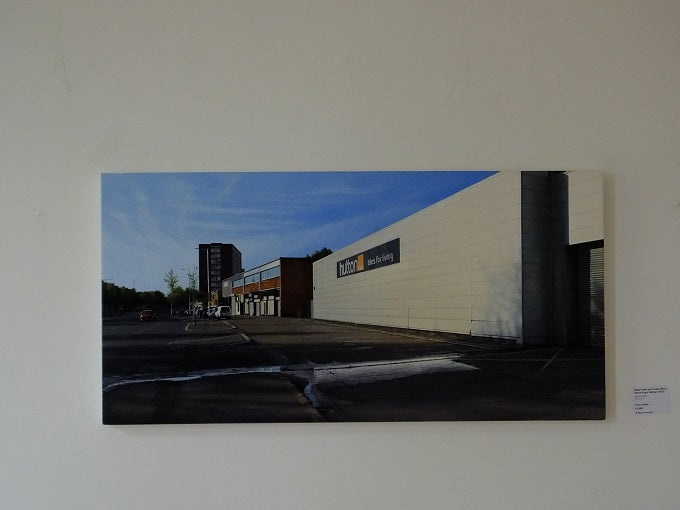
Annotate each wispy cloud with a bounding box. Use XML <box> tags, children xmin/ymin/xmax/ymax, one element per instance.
<box><xmin>102</xmin><ymin>171</ymin><xmax>494</xmax><ymax>291</ymax></box>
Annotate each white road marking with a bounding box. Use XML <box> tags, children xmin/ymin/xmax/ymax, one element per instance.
<box><xmin>102</xmin><ymin>354</ymin><xmax>475</xmax><ymax>392</ymax></box>
<box><xmin>168</xmin><ymin>335</ymin><xmax>249</xmax><ymax>346</ymax></box>
<box><xmin>103</xmin><ymin>365</ymin><xmax>281</xmax><ymax>391</ymax></box>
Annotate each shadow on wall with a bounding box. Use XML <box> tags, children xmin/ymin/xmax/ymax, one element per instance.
<box><xmin>423</xmin><ymin>262</ymin><xmax>522</xmax><ymax>341</ymax></box>
<box><xmin>470</xmin><ymin>262</ymin><xmax>522</xmax><ymax>341</ymax></box>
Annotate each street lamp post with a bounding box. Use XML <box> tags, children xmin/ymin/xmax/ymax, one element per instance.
<box><xmin>181</xmin><ymin>267</ymin><xmax>198</xmax><ymax>325</ymax></box>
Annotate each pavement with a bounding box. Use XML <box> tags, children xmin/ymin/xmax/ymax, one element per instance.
<box><xmin>103</xmin><ymin>316</ymin><xmax>605</xmax><ymax>424</ymax></box>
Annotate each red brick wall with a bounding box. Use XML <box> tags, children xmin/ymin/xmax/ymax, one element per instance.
<box><xmin>243</xmin><ymin>282</ymin><xmax>258</xmax><ymax>294</ymax></box>
<box><xmin>260</xmin><ymin>276</ymin><xmax>281</xmax><ymax>291</ymax></box>
<box><xmin>280</xmin><ymin>258</ymin><xmax>313</xmax><ymax>317</ymax></box>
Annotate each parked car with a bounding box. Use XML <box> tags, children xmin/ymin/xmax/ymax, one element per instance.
<box><xmin>215</xmin><ymin>306</ymin><xmax>231</xmax><ymax>319</ymax></box>
<box><xmin>139</xmin><ymin>309</ymin><xmax>156</xmax><ymax>322</ymax></box>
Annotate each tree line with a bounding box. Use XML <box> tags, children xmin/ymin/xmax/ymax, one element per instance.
<box><xmin>101</xmin><ymin>281</ymin><xmax>168</xmax><ymax>316</ymax></box>
<box><xmin>306</xmin><ymin>247</ymin><xmax>332</xmax><ymax>261</ymax></box>
<box><xmin>102</xmin><ymin>267</ymin><xmax>199</xmax><ymax>316</ymax></box>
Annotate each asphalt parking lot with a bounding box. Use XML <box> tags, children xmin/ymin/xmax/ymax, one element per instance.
<box><xmin>103</xmin><ymin>316</ymin><xmax>605</xmax><ymax>424</ymax></box>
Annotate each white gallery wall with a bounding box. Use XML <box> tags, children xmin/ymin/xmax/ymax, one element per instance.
<box><xmin>2</xmin><ymin>2</ymin><xmax>679</xmax><ymax>509</ymax></box>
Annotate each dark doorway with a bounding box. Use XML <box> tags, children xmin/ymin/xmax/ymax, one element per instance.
<box><xmin>575</xmin><ymin>241</ymin><xmax>605</xmax><ymax>346</ymax></box>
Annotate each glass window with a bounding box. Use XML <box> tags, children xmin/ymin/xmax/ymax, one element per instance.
<box><xmin>244</xmin><ymin>273</ymin><xmax>259</xmax><ymax>285</ymax></box>
<box><xmin>260</xmin><ymin>266</ymin><xmax>281</xmax><ymax>281</ymax></box>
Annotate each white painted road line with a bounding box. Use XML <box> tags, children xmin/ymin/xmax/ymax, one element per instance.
<box><xmin>168</xmin><ymin>335</ymin><xmax>250</xmax><ymax>346</ymax></box>
<box><xmin>102</xmin><ymin>354</ymin><xmax>475</xmax><ymax>392</ymax></box>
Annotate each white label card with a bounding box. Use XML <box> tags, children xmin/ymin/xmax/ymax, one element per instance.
<box><xmin>633</xmin><ymin>387</ymin><xmax>670</xmax><ymax>415</ymax></box>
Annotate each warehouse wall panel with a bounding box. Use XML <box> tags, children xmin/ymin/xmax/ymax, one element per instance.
<box><xmin>567</xmin><ymin>171</ymin><xmax>604</xmax><ymax>245</ymax></box>
<box><xmin>313</xmin><ymin>172</ymin><xmax>524</xmax><ymax>341</ymax></box>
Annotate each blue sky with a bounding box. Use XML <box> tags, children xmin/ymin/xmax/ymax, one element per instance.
<box><xmin>101</xmin><ymin>171</ymin><xmax>495</xmax><ymax>293</ymax></box>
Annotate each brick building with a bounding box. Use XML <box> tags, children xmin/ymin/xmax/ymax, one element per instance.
<box><xmin>223</xmin><ymin>258</ymin><xmax>313</xmax><ymax>318</ymax></box>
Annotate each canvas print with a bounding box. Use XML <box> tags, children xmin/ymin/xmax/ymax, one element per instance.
<box><xmin>102</xmin><ymin>171</ymin><xmax>605</xmax><ymax>424</ymax></box>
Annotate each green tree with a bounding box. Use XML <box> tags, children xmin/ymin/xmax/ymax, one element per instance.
<box><xmin>102</xmin><ymin>281</ymin><xmax>120</xmax><ymax>315</ymax></box>
<box><xmin>185</xmin><ymin>265</ymin><xmax>199</xmax><ymax>313</ymax></box>
<box><xmin>138</xmin><ymin>290</ymin><xmax>168</xmax><ymax>310</ymax></box>
<box><xmin>164</xmin><ymin>269</ymin><xmax>180</xmax><ymax>295</ymax></box>
<box><xmin>307</xmin><ymin>247</ymin><xmax>333</xmax><ymax>262</ymax></box>
<box><xmin>102</xmin><ymin>281</ymin><xmax>150</xmax><ymax>315</ymax></box>
<box><xmin>186</xmin><ymin>265</ymin><xmax>198</xmax><ymax>294</ymax></box>
<box><xmin>164</xmin><ymin>269</ymin><xmax>182</xmax><ymax>314</ymax></box>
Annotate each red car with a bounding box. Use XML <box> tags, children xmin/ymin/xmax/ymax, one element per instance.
<box><xmin>139</xmin><ymin>309</ymin><xmax>156</xmax><ymax>322</ymax></box>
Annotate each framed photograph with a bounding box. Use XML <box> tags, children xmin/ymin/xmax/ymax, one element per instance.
<box><xmin>102</xmin><ymin>171</ymin><xmax>605</xmax><ymax>424</ymax></box>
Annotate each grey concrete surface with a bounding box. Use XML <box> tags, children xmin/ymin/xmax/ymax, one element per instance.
<box><xmin>103</xmin><ymin>316</ymin><xmax>605</xmax><ymax>423</ymax></box>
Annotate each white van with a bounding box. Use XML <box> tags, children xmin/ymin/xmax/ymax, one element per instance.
<box><xmin>215</xmin><ymin>306</ymin><xmax>231</xmax><ymax>319</ymax></box>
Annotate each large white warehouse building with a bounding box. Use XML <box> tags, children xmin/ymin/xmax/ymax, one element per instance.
<box><xmin>312</xmin><ymin>171</ymin><xmax>604</xmax><ymax>346</ymax></box>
